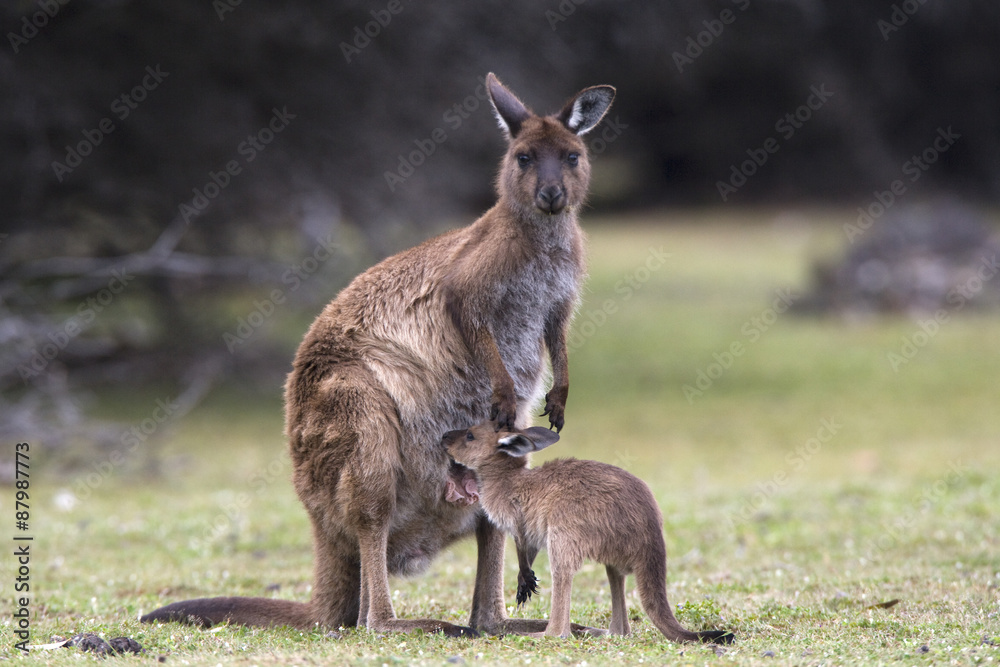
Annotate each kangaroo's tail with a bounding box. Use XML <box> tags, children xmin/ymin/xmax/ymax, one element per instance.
<box><xmin>141</xmin><ymin>597</ymin><xmax>315</xmax><ymax>631</ymax></box>
<box><xmin>634</xmin><ymin>542</ymin><xmax>735</xmax><ymax>645</ymax></box>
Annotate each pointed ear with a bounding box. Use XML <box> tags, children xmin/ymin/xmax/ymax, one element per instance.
<box><xmin>497</xmin><ymin>428</ymin><xmax>561</xmax><ymax>457</ymax></box>
<box><xmin>557</xmin><ymin>85</ymin><xmax>616</xmax><ymax>135</ymax></box>
<box><xmin>487</xmin><ymin>72</ymin><xmax>531</xmax><ymax>138</ymax></box>
<box><xmin>522</xmin><ymin>426</ymin><xmax>560</xmax><ymax>450</ymax></box>
<box><xmin>497</xmin><ymin>434</ymin><xmax>537</xmax><ymax>457</ymax></box>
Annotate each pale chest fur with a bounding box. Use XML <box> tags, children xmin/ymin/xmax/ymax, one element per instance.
<box><xmin>491</xmin><ymin>242</ymin><xmax>581</xmax><ymax>377</ymax></box>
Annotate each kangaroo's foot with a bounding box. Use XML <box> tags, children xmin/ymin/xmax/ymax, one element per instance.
<box><xmin>484</xmin><ymin>618</ymin><xmax>607</xmax><ymax>637</ymax></box>
<box><xmin>365</xmin><ymin>617</ymin><xmax>477</xmax><ymax>638</ymax></box>
<box><xmin>697</xmin><ymin>629</ymin><xmax>735</xmax><ymax>644</ymax></box>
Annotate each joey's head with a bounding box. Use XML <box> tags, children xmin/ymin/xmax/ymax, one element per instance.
<box><xmin>487</xmin><ymin>73</ymin><xmax>615</xmax><ymax>218</ymax></box>
<box><xmin>442</xmin><ymin>421</ymin><xmax>561</xmax><ymax>472</ymax></box>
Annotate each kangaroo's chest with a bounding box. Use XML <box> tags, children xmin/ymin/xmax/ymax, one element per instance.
<box><xmin>491</xmin><ymin>249</ymin><xmax>580</xmax><ymax>356</ymax></box>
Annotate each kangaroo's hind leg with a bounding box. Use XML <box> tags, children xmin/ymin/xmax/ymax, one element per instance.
<box><xmin>542</xmin><ymin>538</ymin><xmax>580</xmax><ymax>638</ymax></box>
<box><xmin>606</xmin><ymin>565</ymin><xmax>631</xmax><ymax>635</ymax></box>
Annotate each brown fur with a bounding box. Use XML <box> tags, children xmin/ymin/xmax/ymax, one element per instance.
<box><xmin>443</xmin><ymin>422</ymin><xmax>735</xmax><ymax>644</ymax></box>
<box><xmin>141</xmin><ymin>73</ymin><xmax>615</xmax><ymax>635</ymax></box>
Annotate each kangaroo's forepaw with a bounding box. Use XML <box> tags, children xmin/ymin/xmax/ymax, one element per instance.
<box><xmin>541</xmin><ymin>387</ymin><xmax>567</xmax><ymax>432</ymax></box>
<box><xmin>490</xmin><ymin>394</ymin><xmax>517</xmax><ymax>431</ymax></box>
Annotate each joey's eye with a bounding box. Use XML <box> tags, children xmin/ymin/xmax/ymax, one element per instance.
<box><xmin>517</xmin><ymin>154</ymin><xmax>531</xmax><ymax>168</ymax></box>
<box><xmin>466</xmin><ymin>432</ymin><xmax>475</xmax><ymax>441</ymax></box>
<box><xmin>567</xmin><ymin>153</ymin><xmax>579</xmax><ymax>167</ymax></box>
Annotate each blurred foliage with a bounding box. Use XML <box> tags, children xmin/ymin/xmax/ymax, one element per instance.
<box><xmin>1</xmin><ymin>0</ymin><xmax>998</xmax><ymax>463</ymax></box>
<box><xmin>3</xmin><ymin>1</ymin><xmax>998</xmax><ymax>238</ymax></box>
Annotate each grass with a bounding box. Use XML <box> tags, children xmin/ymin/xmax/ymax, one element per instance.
<box><xmin>4</xmin><ymin>209</ymin><xmax>999</xmax><ymax>665</ymax></box>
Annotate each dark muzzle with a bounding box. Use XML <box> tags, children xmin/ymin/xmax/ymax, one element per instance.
<box><xmin>535</xmin><ymin>184</ymin><xmax>566</xmax><ymax>214</ymax></box>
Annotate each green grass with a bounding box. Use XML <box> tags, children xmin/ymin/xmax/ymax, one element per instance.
<box><xmin>4</xmin><ymin>209</ymin><xmax>1000</xmax><ymax>665</ymax></box>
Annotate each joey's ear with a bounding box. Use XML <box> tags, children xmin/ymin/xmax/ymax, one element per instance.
<box><xmin>556</xmin><ymin>85</ymin><xmax>616</xmax><ymax>135</ymax></box>
<box><xmin>487</xmin><ymin>72</ymin><xmax>531</xmax><ymax>138</ymax></box>
<box><xmin>497</xmin><ymin>428</ymin><xmax>561</xmax><ymax>457</ymax></box>
<box><xmin>522</xmin><ymin>426</ymin><xmax>560</xmax><ymax>449</ymax></box>
<box><xmin>497</xmin><ymin>434</ymin><xmax>537</xmax><ymax>457</ymax></box>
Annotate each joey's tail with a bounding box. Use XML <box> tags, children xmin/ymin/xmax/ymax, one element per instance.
<box><xmin>141</xmin><ymin>597</ymin><xmax>315</xmax><ymax>631</ymax></box>
<box><xmin>635</xmin><ymin>543</ymin><xmax>735</xmax><ymax>645</ymax></box>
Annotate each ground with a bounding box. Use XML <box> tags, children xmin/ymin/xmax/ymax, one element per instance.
<box><xmin>3</xmin><ymin>210</ymin><xmax>998</xmax><ymax>665</ymax></box>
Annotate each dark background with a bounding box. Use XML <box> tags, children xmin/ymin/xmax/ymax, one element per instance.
<box><xmin>2</xmin><ymin>0</ymin><xmax>998</xmax><ymax>463</ymax></box>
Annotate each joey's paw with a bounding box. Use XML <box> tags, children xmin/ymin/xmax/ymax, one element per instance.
<box><xmin>516</xmin><ymin>569</ymin><xmax>538</xmax><ymax>606</ymax></box>
<box><xmin>490</xmin><ymin>393</ymin><xmax>517</xmax><ymax>431</ymax></box>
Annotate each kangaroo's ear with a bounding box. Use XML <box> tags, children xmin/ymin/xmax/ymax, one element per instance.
<box><xmin>497</xmin><ymin>427</ymin><xmax>561</xmax><ymax>457</ymax></box>
<box><xmin>487</xmin><ymin>72</ymin><xmax>531</xmax><ymax>138</ymax></box>
<box><xmin>497</xmin><ymin>434</ymin><xmax>536</xmax><ymax>457</ymax></box>
<box><xmin>522</xmin><ymin>426</ymin><xmax>561</xmax><ymax>450</ymax></box>
<box><xmin>557</xmin><ymin>85</ymin><xmax>616</xmax><ymax>135</ymax></box>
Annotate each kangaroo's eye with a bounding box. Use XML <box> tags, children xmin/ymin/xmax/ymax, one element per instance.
<box><xmin>466</xmin><ymin>432</ymin><xmax>475</xmax><ymax>441</ymax></box>
<box><xmin>567</xmin><ymin>153</ymin><xmax>579</xmax><ymax>167</ymax></box>
<box><xmin>517</xmin><ymin>154</ymin><xmax>531</xmax><ymax>168</ymax></box>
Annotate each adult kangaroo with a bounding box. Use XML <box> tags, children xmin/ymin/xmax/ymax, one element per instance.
<box><xmin>141</xmin><ymin>73</ymin><xmax>615</xmax><ymax>635</ymax></box>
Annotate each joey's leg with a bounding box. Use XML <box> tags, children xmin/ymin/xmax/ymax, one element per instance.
<box><xmin>468</xmin><ymin>511</ymin><xmax>606</xmax><ymax>636</ymax></box>
<box><xmin>606</xmin><ymin>565</ymin><xmax>630</xmax><ymax>636</ymax></box>
<box><xmin>544</xmin><ymin>553</ymin><xmax>576</xmax><ymax>638</ymax></box>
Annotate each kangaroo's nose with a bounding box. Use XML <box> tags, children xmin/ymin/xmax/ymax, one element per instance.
<box><xmin>535</xmin><ymin>185</ymin><xmax>566</xmax><ymax>214</ymax></box>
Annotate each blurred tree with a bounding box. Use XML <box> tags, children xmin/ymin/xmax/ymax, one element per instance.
<box><xmin>1</xmin><ymin>0</ymin><xmax>997</xmax><ymax>466</ymax></box>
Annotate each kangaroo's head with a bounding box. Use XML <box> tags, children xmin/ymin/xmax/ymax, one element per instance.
<box><xmin>487</xmin><ymin>73</ymin><xmax>615</xmax><ymax>218</ymax></box>
<box><xmin>442</xmin><ymin>421</ymin><xmax>561</xmax><ymax>471</ymax></box>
